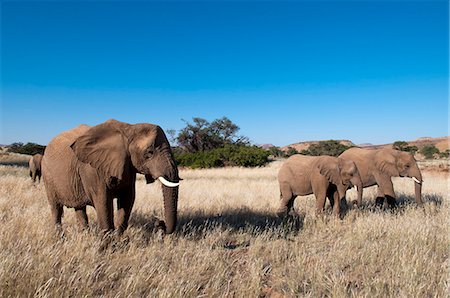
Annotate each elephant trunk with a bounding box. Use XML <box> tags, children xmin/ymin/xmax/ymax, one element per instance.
<box><xmin>160</xmin><ymin>154</ymin><xmax>180</xmax><ymax>234</ymax></box>
<box><xmin>162</xmin><ymin>185</ymin><xmax>178</xmax><ymax>234</ymax></box>
<box><xmin>409</xmin><ymin>166</ymin><xmax>423</xmax><ymax>206</ymax></box>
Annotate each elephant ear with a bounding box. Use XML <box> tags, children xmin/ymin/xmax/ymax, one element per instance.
<box><xmin>375</xmin><ymin>152</ymin><xmax>399</xmax><ymax>177</ymax></box>
<box><xmin>70</xmin><ymin>122</ymin><xmax>129</xmax><ymax>185</ymax></box>
<box><xmin>317</xmin><ymin>159</ymin><xmax>341</xmax><ymax>185</ymax></box>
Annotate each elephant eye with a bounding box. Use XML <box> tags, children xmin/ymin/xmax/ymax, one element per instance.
<box><xmin>144</xmin><ymin>147</ymin><xmax>154</xmax><ymax>158</ymax></box>
<box><xmin>405</xmin><ymin>164</ymin><xmax>410</xmax><ymax>168</ymax></box>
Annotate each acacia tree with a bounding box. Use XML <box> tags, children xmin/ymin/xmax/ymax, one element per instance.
<box><xmin>302</xmin><ymin>140</ymin><xmax>351</xmax><ymax>157</ymax></box>
<box><xmin>393</xmin><ymin>141</ymin><xmax>418</xmax><ymax>154</ymax></box>
<box><xmin>176</xmin><ymin>117</ymin><xmax>248</xmax><ymax>152</ymax></box>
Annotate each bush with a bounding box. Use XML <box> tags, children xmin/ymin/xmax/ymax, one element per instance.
<box><xmin>439</xmin><ymin>149</ymin><xmax>449</xmax><ymax>159</ymax></box>
<box><xmin>301</xmin><ymin>140</ymin><xmax>351</xmax><ymax>157</ymax></box>
<box><xmin>174</xmin><ymin>145</ymin><xmax>269</xmax><ymax>168</ymax></box>
<box><xmin>267</xmin><ymin>146</ymin><xmax>285</xmax><ymax>158</ymax></box>
<box><xmin>393</xmin><ymin>141</ymin><xmax>418</xmax><ymax>154</ymax></box>
<box><xmin>420</xmin><ymin>145</ymin><xmax>439</xmax><ymax>159</ymax></box>
<box><xmin>7</xmin><ymin>142</ymin><xmax>46</xmax><ymax>155</ymax></box>
<box><xmin>285</xmin><ymin>147</ymin><xmax>299</xmax><ymax>157</ymax></box>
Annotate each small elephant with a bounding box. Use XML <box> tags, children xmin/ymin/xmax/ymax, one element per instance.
<box><xmin>277</xmin><ymin>155</ymin><xmax>363</xmax><ymax>217</ymax></box>
<box><xmin>29</xmin><ymin>153</ymin><xmax>43</xmax><ymax>183</ymax></box>
<box><xmin>42</xmin><ymin>119</ymin><xmax>180</xmax><ymax>234</ymax></box>
<box><xmin>340</xmin><ymin>148</ymin><xmax>422</xmax><ymax>207</ymax></box>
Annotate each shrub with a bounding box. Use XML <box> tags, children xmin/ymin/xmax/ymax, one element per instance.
<box><xmin>174</xmin><ymin>145</ymin><xmax>269</xmax><ymax>168</ymax></box>
<box><xmin>267</xmin><ymin>146</ymin><xmax>285</xmax><ymax>158</ymax></box>
<box><xmin>7</xmin><ymin>142</ymin><xmax>46</xmax><ymax>155</ymax></box>
<box><xmin>439</xmin><ymin>149</ymin><xmax>449</xmax><ymax>159</ymax></box>
<box><xmin>285</xmin><ymin>147</ymin><xmax>299</xmax><ymax>157</ymax></box>
<box><xmin>301</xmin><ymin>140</ymin><xmax>351</xmax><ymax>157</ymax></box>
<box><xmin>420</xmin><ymin>145</ymin><xmax>439</xmax><ymax>159</ymax></box>
<box><xmin>393</xmin><ymin>141</ymin><xmax>418</xmax><ymax>154</ymax></box>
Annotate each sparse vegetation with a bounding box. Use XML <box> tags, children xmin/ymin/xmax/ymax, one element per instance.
<box><xmin>7</xmin><ymin>142</ymin><xmax>46</xmax><ymax>155</ymax></box>
<box><xmin>439</xmin><ymin>149</ymin><xmax>449</xmax><ymax>159</ymax></box>
<box><xmin>285</xmin><ymin>146</ymin><xmax>299</xmax><ymax>157</ymax></box>
<box><xmin>420</xmin><ymin>145</ymin><xmax>440</xmax><ymax>159</ymax></box>
<box><xmin>393</xmin><ymin>141</ymin><xmax>419</xmax><ymax>154</ymax></box>
<box><xmin>0</xmin><ymin>161</ymin><xmax>448</xmax><ymax>297</ymax></box>
<box><xmin>301</xmin><ymin>140</ymin><xmax>352</xmax><ymax>157</ymax></box>
<box><xmin>172</xmin><ymin>117</ymin><xmax>268</xmax><ymax>168</ymax></box>
<box><xmin>175</xmin><ymin>144</ymin><xmax>269</xmax><ymax>168</ymax></box>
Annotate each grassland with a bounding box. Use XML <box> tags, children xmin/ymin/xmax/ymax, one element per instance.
<box><xmin>0</xmin><ymin>159</ymin><xmax>448</xmax><ymax>297</ymax></box>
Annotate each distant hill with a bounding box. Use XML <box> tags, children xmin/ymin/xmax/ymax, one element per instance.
<box><xmin>281</xmin><ymin>140</ymin><xmax>355</xmax><ymax>152</ymax></box>
<box><xmin>280</xmin><ymin>137</ymin><xmax>449</xmax><ymax>160</ymax></box>
<box><xmin>257</xmin><ymin>144</ymin><xmax>276</xmax><ymax>150</ymax></box>
<box><xmin>361</xmin><ymin>136</ymin><xmax>449</xmax><ymax>152</ymax></box>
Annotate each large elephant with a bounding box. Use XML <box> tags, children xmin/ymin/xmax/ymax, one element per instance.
<box><xmin>339</xmin><ymin>148</ymin><xmax>422</xmax><ymax>207</ymax></box>
<box><xmin>41</xmin><ymin>119</ymin><xmax>180</xmax><ymax>234</ymax></box>
<box><xmin>29</xmin><ymin>153</ymin><xmax>43</xmax><ymax>183</ymax></box>
<box><xmin>277</xmin><ymin>155</ymin><xmax>363</xmax><ymax>217</ymax></box>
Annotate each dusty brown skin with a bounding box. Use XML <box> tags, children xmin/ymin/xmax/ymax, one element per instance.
<box><xmin>29</xmin><ymin>154</ymin><xmax>43</xmax><ymax>183</ymax></box>
<box><xmin>41</xmin><ymin>119</ymin><xmax>180</xmax><ymax>234</ymax></box>
<box><xmin>340</xmin><ymin>148</ymin><xmax>423</xmax><ymax>207</ymax></box>
<box><xmin>277</xmin><ymin>155</ymin><xmax>363</xmax><ymax>217</ymax></box>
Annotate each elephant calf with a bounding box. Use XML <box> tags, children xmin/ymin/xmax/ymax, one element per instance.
<box><xmin>29</xmin><ymin>153</ymin><xmax>43</xmax><ymax>183</ymax></box>
<box><xmin>277</xmin><ymin>155</ymin><xmax>363</xmax><ymax>217</ymax></box>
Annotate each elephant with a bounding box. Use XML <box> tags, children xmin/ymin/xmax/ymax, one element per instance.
<box><xmin>277</xmin><ymin>155</ymin><xmax>363</xmax><ymax>217</ymax></box>
<box><xmin>339</xmin><ymin>148</ymin><xmax>422</xmax><ymax>208</ymax></box>
<box><xmin>29</xmin><ymin>153</ymin><xmax>43</xmax><ymax>183</ymax></box>
<box><xmin>41</xmin><ymin>119</ymin><xmax>180</xmax><ymax>234</ymax></box>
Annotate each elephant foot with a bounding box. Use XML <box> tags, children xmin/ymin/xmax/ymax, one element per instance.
<box><xmin>375</xmin><ymin>197</ymin><xmax>385</xmax><ymax>208</ymax></box>
<box><xmin>385</xmin><ymin>195</ymin><xmax>398</xmax><ymax>210</ymax></box>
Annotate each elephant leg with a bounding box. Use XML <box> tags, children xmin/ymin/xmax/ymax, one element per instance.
<box><xmin>313</xmin><ymin>187</ymin><xmax>327</xmax><ymax>216</ymax></box>
<box><xmin>32</xmin><ymin>172</ymin><xmax>37</xmax><ymax>183</ymax></box>
<box><xmin>50</xmin><ymin>202</ymin><xmax>63</xmax><ymax>229</ymax></box>
<box><xmin>332</xmin><ymin>191</ymin><xmax>341</xmax><ymax>217</ymax></box>
<box><xmin>75</xmin><ymin>207</ymin><xmax>89</xmax><ymax>230</ymax></box>
<box><xmin>326</xmin><ymin>185</ymin><xmax>337</xmax><ymax>209</ymax></box>
<box><xmin>92</xmin><ymin>193</ymin><xmax>114</xmax><ymax>232</ymax></box>
<box><xmin>115</xmin><ymin>186</ymin><xmax>135</xmax><ymax>234</ymax></box>
<box><xmin>376</xmin><ymin>176</ymin><xmax>397</xmax><ymax>209</ymax></box>
<box><xmin>375</xmin><ymin>186</ymin><xmax>385</xmax><ymax>207</ymax></box>
<box><xmin>277</xmin><ymin>183</ymin><xmax>296</xmax><ymax>217</ymax></box>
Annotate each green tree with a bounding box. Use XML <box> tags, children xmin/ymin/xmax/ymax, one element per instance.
<box><xmin>176</xmin><ymin>117</ymin><xmax>248</xmax><ymax>153</ymax></box>
<box><xmin>393</xmin><ymin>141</ymin><xmax>409</xmax><ymax>151</ymax></box>
<box><xmin>285</xmin><ymin>147</ymin><xmax>299</xmax><ymax>157</ymax></box>
<box><xmin>420</xmin><ymin>145</ymin><xmax>439</xmax><ymax>159</ymax></box>
<box><xmin>301</xmin><ymin>140</ymin><xmax>351</xmax><ymax>157</ymax></box>
<box><xmin>439</xmin><ymin>149</ymin><xmax>449</xmax><ymax>159</ymax></box>
<box><xmin>393</xmin><ymin>141</ymin><xmax>418</xmax><ymax>154</ymax></box>
<box><xmin>7</xmin><ymin>142</ymin><xmax>46</xmax><ymax>155</ymax></box>
<box><xmin>267</xmin><ymin>146</ymin><xmax>285</xmax><ymax>158</ymax></box>
<box><xmin>172</xmin><ymin>117</ymin><xmax>269</xmax><ymax>168</ymax></box>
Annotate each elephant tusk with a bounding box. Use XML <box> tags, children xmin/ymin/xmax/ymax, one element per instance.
<box><xmin>412</xmin><ymin>177</ymin><xmax>422</xmax><ymax>184</ymax></box>
<box><xmin>353</xmin><ymin>185</ymin><xmax>358</xmax><ymax>192</ymax></box>
<box><xmin>158</xmin><ymin>177</ymin><xmax>180</xmax><ymax>187</ymax></box>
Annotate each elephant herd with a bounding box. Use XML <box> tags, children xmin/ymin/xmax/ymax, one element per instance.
<box><xmin>28</xmin><ymin>119</ymin><xmax>423</xmax><ymax>236</ymax></box>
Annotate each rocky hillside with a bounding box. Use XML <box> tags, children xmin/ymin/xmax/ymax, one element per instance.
<box><xmin>361</xmin><ymin>136</ymin><xmax>449</xmax><ymax>152</ymax></box>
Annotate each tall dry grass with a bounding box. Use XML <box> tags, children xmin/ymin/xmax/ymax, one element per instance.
<box><xmin>0</xmin><ymin>160</ymin><xmax>448</xmax><ymax>297</ymax></box>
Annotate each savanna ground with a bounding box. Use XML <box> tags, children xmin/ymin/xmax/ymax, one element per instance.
<box><xmin>0</xmin><ymin>153</ymin><xmax>448</xmax><ymax>297</ymax></box>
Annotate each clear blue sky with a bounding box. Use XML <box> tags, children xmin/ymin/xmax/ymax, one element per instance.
<box><xmin>1</xmin><ymin>0</ymin><xmax>448</xmax><ymax>146</ymax></box>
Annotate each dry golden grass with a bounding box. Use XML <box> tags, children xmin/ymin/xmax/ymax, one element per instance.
<box><xmin>0</xmin><ymin>160</ymin><xmax>448</xmax><ymax>297</ymax></box>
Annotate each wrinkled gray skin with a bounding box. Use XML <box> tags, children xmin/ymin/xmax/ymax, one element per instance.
<box><xmin>340</xmin><ymin>148</ymin><xmax>423</xmax><ymax>207</ymax></box>
<box><xmin>42</xmin><ymin>119</ymin><xmax>180</xmax><ymax>234</ymax></box>
<box><xmin>277</xmin><ymin>155</ymin><xmax>363</xmax><ymax>217</ymax></box>
<box><xmin>29</xmin><ymin>153</ymin><xmax>43</xmax><ymax>183</ymax></box>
